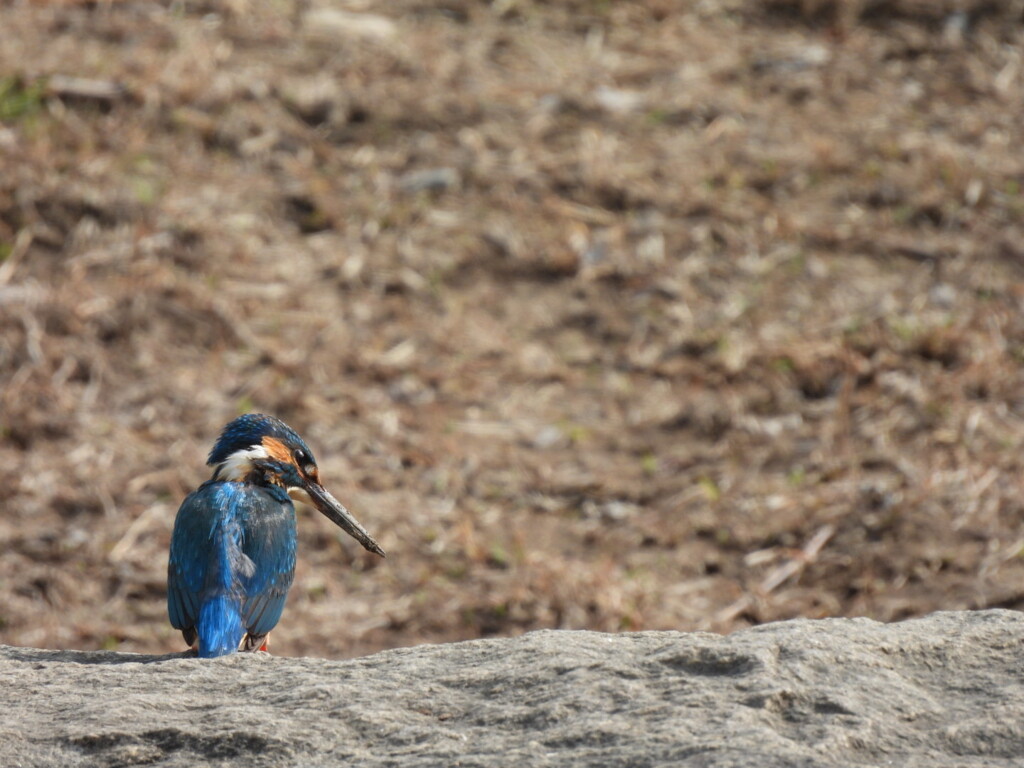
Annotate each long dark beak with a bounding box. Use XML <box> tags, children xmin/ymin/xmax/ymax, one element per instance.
<box><xmin>304</xmin><ymin>481</ymin><xmax>385</xmax><ymax>557</ymax></box>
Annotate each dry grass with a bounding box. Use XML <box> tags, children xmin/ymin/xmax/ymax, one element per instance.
<box><xmin>1</xmin><ymin>0</ymin><xmax>1023</xmax><ymax>658</ymax></box>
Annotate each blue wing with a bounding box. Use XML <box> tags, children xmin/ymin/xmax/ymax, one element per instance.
<box><xmin>167</xmin><ymin>481</ymin><xmax>297</xmax><ymax>648</ymax></box>
<box><xmin>167</xmin><ymin>485</ymin><xmax>217</xmax><ymax>633</ymax></box>
<box><xmin>239</xmin><ymin>491</ymin><xmax>297</xmax><ymax>638</ymax></box>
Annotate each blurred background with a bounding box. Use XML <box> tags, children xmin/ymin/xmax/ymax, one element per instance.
<box><xmin>1</xmin><ymin>0</ymin><xmax>1023</xmax><ymax>658</ymax></box>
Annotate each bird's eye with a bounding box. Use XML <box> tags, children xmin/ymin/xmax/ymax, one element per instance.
<box><xmin>293</xmin><ymin>449</ymin><xmax>307</xmax><ymax>465</ymax></box>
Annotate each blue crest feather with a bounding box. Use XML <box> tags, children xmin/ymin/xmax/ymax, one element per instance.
<box><xmin>206</xmin><ymin>414</ymin><xmax>314</xmax><ymax>467</ymax></box>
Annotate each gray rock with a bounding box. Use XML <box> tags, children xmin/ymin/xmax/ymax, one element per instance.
<box><xmin>2</xmin><ymin>610</ymin><xmax>1023</xmax><ymax>767</ymax></box>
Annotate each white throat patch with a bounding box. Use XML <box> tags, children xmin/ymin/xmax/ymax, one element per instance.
<box><xmin>287</xmin><ymin>486</ymin><xmax>314</xmax><ymax>507</ymax></box>
<box><xmin>214</xmin><ymin>444</ymin><xmax>270</xmax><ymax>482</ymax></box>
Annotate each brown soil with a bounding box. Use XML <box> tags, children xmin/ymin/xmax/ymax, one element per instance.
<box><xmin>1</xmin><ymin>0</ymin><xmax>1023</xmax><ymax>659</ymax></box>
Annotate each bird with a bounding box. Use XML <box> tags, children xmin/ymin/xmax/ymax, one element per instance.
<box><xmin>167</xmin><ymin>413</ymin><xmax>384</xmax><ymax>658</ymax></box>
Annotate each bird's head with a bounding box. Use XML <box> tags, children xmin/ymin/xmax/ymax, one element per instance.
<box><xmin>207</xmin><ymin>413</ymin><xmax>384</xmax><ymax>557</ymax></box>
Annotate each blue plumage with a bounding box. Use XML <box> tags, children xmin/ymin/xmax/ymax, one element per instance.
<box><xmin>168</xmin><ymin>481</ymin><xmax>296</xmax><ymax>658</ymax></box>
<box><xmin>167</xmin><ymin>414</ymin><xmax>383</xmax><ymax>658</ymax></box>
<box><xmin>206</xmin><ymin>414</ymin><xmax>312</xmax><ymax>468</ymax></box>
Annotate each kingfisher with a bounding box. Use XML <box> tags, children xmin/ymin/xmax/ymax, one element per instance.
<box><xmin>167</xmin><ymin>413</ymin><xmax>384</xmax><ymax>658</ymax></box>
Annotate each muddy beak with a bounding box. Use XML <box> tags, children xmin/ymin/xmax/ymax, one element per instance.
<box><xmin>304</xmin><ymin>481</ymin><xmax>385</xmax><ymax>557</ymax></box>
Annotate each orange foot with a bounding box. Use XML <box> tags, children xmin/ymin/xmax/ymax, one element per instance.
<box><xmin>258</xmin><ymin>634</ymin><xmax>270</xmax><ymax>653</ymax></box>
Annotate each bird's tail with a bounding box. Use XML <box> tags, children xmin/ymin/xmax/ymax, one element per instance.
<box><xmin>197</xmin><ymin>595</ymin><xmax>244</xmax><ymax>658</ymax></box>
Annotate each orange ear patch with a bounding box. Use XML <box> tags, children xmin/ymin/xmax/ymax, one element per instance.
<box><xmin>262</xmin><ymin>436</ymin><xmax>293</xmax><ymax>464</ymax></box>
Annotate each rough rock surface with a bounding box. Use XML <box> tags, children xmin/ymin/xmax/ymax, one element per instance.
<box><xmin>2</xmin><ymin>610</ymin><xmax>1023</xmax><ymax>767</ymax></box>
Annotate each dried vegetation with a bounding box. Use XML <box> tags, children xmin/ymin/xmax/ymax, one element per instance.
<box><xmin>1</xmin><ymin>0</ymin><xmax>1024</xmax><ymax>657</ymax></box>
